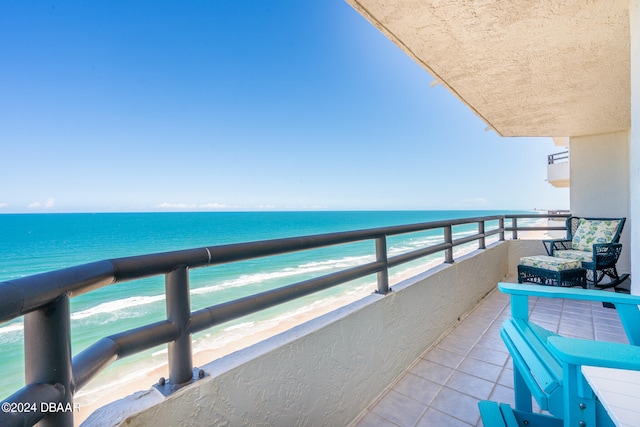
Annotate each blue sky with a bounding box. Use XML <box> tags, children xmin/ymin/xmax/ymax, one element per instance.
<box><xmin>0</xmin><ymin>1</ymin><xmax>569</xmax><ymax>213</ymax></box>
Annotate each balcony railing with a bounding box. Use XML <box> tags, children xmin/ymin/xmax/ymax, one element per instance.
<box><xmin>0</xmin><ymin>213</ymin><xmax>568</xmax><ymax>427</ymax></box>
<box><xmin>548</xmin><ymin>150</ymin><xmax>569</xmax><ymax>164</ymax></box>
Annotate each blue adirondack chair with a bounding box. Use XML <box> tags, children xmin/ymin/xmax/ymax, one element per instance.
<box><xmin>478</xmin><ymin>283</ymin><xmax>640</xmax><ymax>427</ymax></box>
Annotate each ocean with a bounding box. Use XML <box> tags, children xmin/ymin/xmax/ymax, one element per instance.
<box><xmin>0</xmin><ymin>210</ymin><xmax>538</xmax><ymax>407</ymax></box>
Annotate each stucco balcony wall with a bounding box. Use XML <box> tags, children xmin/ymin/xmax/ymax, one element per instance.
<box><xmin>547</xmin><ymin>161</ymin><xmax>570</xmax><ymax>187</ymax></box>
<box><xmin>85</xmin><ymin>239</ymin><xmax>546</xmax><ymax>427</ymax></box>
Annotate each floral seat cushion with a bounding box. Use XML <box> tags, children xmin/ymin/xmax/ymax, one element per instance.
<box><xmin>520</xmin><ymin>256</ymin><xmax>582</xmax><ymax>272</ymax></box>
<box><xmin>553</xmin><ymin>250</ymin><xmax>593</xmax><ymax>263</ymax></box>
<box><xmin>571</xmin><ymin>219</ymin><xmax>621</xmax><ymax>252</ymax></box>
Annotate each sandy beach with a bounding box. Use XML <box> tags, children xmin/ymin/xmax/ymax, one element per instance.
<box><xmin>73</xmin><ymin>256</ymin><xmax>445</xmax><ymax>425</ymax></box>
<box><xmin>75</xmin><ymin>221</ymin><xmax>558</xmax><ymax>425</ymax></box>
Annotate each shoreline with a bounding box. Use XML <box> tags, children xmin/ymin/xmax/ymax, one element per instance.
<box><xmin>74</xmin><ymin>254</ymin><xmax>453</xmax><ymax>425</ymax></box>
<box><xmin>76</xmin><ymin>222</ymin><xmax>556</xmax><ymax>425</ymax></box>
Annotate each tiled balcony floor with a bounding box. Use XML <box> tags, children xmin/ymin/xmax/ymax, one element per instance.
<box><xmin>350</xmin><ymin>280</ymin><xmax>629</xmax><ymax>427</ymax></box>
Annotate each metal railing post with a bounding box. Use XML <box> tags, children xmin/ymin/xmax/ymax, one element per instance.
<box><xmin>375</xmin><ymin>236</ymin><xmax>390</xmax><ymax>294</ymax></box>
<box><xmin>444</xmin><ymin>225</ymin><xmax>454</xmax><ymax>263</ymax></box>
<box><xmin>24</xmin><ymin>296</ymin><xmax>73</xmax><ymax>427</ymax></box>
<box><xmin>512</xmin><ymin>217</ymin><xmax>518</xmax><ymax>240</ymax></box>
<box><xmin>499</xmin><ymin>217</ymin><xmax>505</xmax><ymax>241</ymax></box>
<box><xmin>165</xmin><ymin>266</ymin><xmax>193</xmax><ymax>385</ymax></box>
<box><xmin>478</xmin><ymin>221</ymin><xmax>486</xmax><ymax>249</ymax></box>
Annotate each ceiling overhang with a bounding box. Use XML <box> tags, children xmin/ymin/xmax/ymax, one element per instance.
<box><xmin>347</xmin><ymin>0</ymin><xmax>630</xmax><ymax>137</ymax></box>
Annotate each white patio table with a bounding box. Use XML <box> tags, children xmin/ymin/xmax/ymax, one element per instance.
<box><xmin>581</xmin><ymin>365</ymin><xmax>640</xmax><ymax>427</ymax></box>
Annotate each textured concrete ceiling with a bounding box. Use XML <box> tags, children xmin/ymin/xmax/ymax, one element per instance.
<box><xmin>347</xmin><ymin>0</ymin><xmax>630</xmax><ymax>137</ymax></box>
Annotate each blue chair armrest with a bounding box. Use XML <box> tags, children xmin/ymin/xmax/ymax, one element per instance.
<box><xmin>548</xmin><ymin>336</ymin><xmax>640</xmax><ymax>370</ymax></box>
<box><xmin>499</xmin><ymin>282</ymin><xmax>640</xmax><ymax>305</ymax></box>
<box><xmin>498</xmin><ymin>283</ymin><xmax>640</xmax><ymax>345</ymax></box>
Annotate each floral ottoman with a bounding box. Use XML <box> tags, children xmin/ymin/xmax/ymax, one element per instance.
<box><xmin>518</xmin><ymin>255</ymin><xmax>587</xmax><ymax>288</ymax></box>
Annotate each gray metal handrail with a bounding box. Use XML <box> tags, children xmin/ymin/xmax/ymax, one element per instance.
<box><xmin>0</xmin><ymin>213</ymin><xmax>568</xmax><ymax>426</ymax></box>
<box><xmin>548</xmin><ymin>150</ymin><xmax>569</xmax><ymax>164</ymax></box>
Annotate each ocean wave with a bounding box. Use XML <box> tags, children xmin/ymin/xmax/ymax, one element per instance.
<box><xmin>0</xmin><ymin>296</ymin><xmax>168</xmax><ymax>338</ymax></box>
<box><xmin>0</xmin><ymin>322</ymin><xmax>24</xmax><ymax>342</ymax></box>
<box><xmin>191</xmin><ymin>255</ymin><xmax>373</xmax><ymax>296</ymax></box>
<box><xmin>71</xmin><ymin>295</ymin><xmax>166</xmax><ymax>320</ymax></box>
<box><xmin>297</xmin><ymin>255</ymin><xmax>373</xmax><ymax>269</ymax></box>
<box><xmin>387</xmin><ymin>235</ymin><xmax>449</xmax><ymax>256</ymax></box>
<box><xmin>0</xmin><ymin>322</ymin><xmax>23</xmax><ymax>335</ymax></box>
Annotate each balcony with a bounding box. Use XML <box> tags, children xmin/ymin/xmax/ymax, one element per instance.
<box><xmin>4</xmin><ymin>214</ymin><xmax>626</xmax><ymax>427</ymax></box>
<box><xmin>350</xmin><ymin>276</ymin><xmax>628</xmax><ymax>427</ymax></box>
<box><xmin>547</xmin><ymin>151</ymin><xmax>570</xmax><ymax>188</ymax></box>
<box><xmin>78</xmin><ymin>230</ymin><xmax>629</xmax><ymax>427</ymax></box>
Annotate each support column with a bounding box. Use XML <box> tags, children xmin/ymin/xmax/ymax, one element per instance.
<box><xmin>375</xmin><ymin>236</ymin><xmax>390</xmax><ymax>294</ymax></box>
<box><xmin>165</xmin><ymin>266</ymin><xmax>193</xmax><ymax>385</ymax></box>
<box><xmin>444</xmin><ymin>225</ymin><xmax>453</xmax><ymax>263</ymax></box>
<box><xmin>24</xmin><ymin>296</ymin><xmax>73</xmax><ymax>427</ymax></box>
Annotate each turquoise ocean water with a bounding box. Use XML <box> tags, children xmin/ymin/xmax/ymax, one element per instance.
<box><xmin>0</xmin><ymin>210</ymin><xmax>538</xmax><ymax>404</ymax></box>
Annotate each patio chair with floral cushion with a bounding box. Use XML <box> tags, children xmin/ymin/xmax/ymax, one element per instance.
<box><xmin>543</xmin><ymin>217</ymin><xmax>627</xmax><ymax>287</ymax></box>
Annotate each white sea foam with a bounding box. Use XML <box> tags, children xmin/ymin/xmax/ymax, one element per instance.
<box><xmin>0</xmin><ymin>295</ymin><xmax>165</xmax><ymax>337</ymax></box>
<box><xmin>387</xmin><ymin>235</ymin><xmax>446</xmax><ymax>257</ymax></box>
<box><xmin>0</xmin><ymin>322</ymin><xmax>23</xmax><ymax>334</ymax></box>
<box><xmin>190</xmin><ymin>255</ymin><xmax>373</xmax><ymax>296</ymax></box>
<box><xmin>71</xmin><ymin>295</ymin><xmax>166</xmax><ymax>320</ymax></box>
